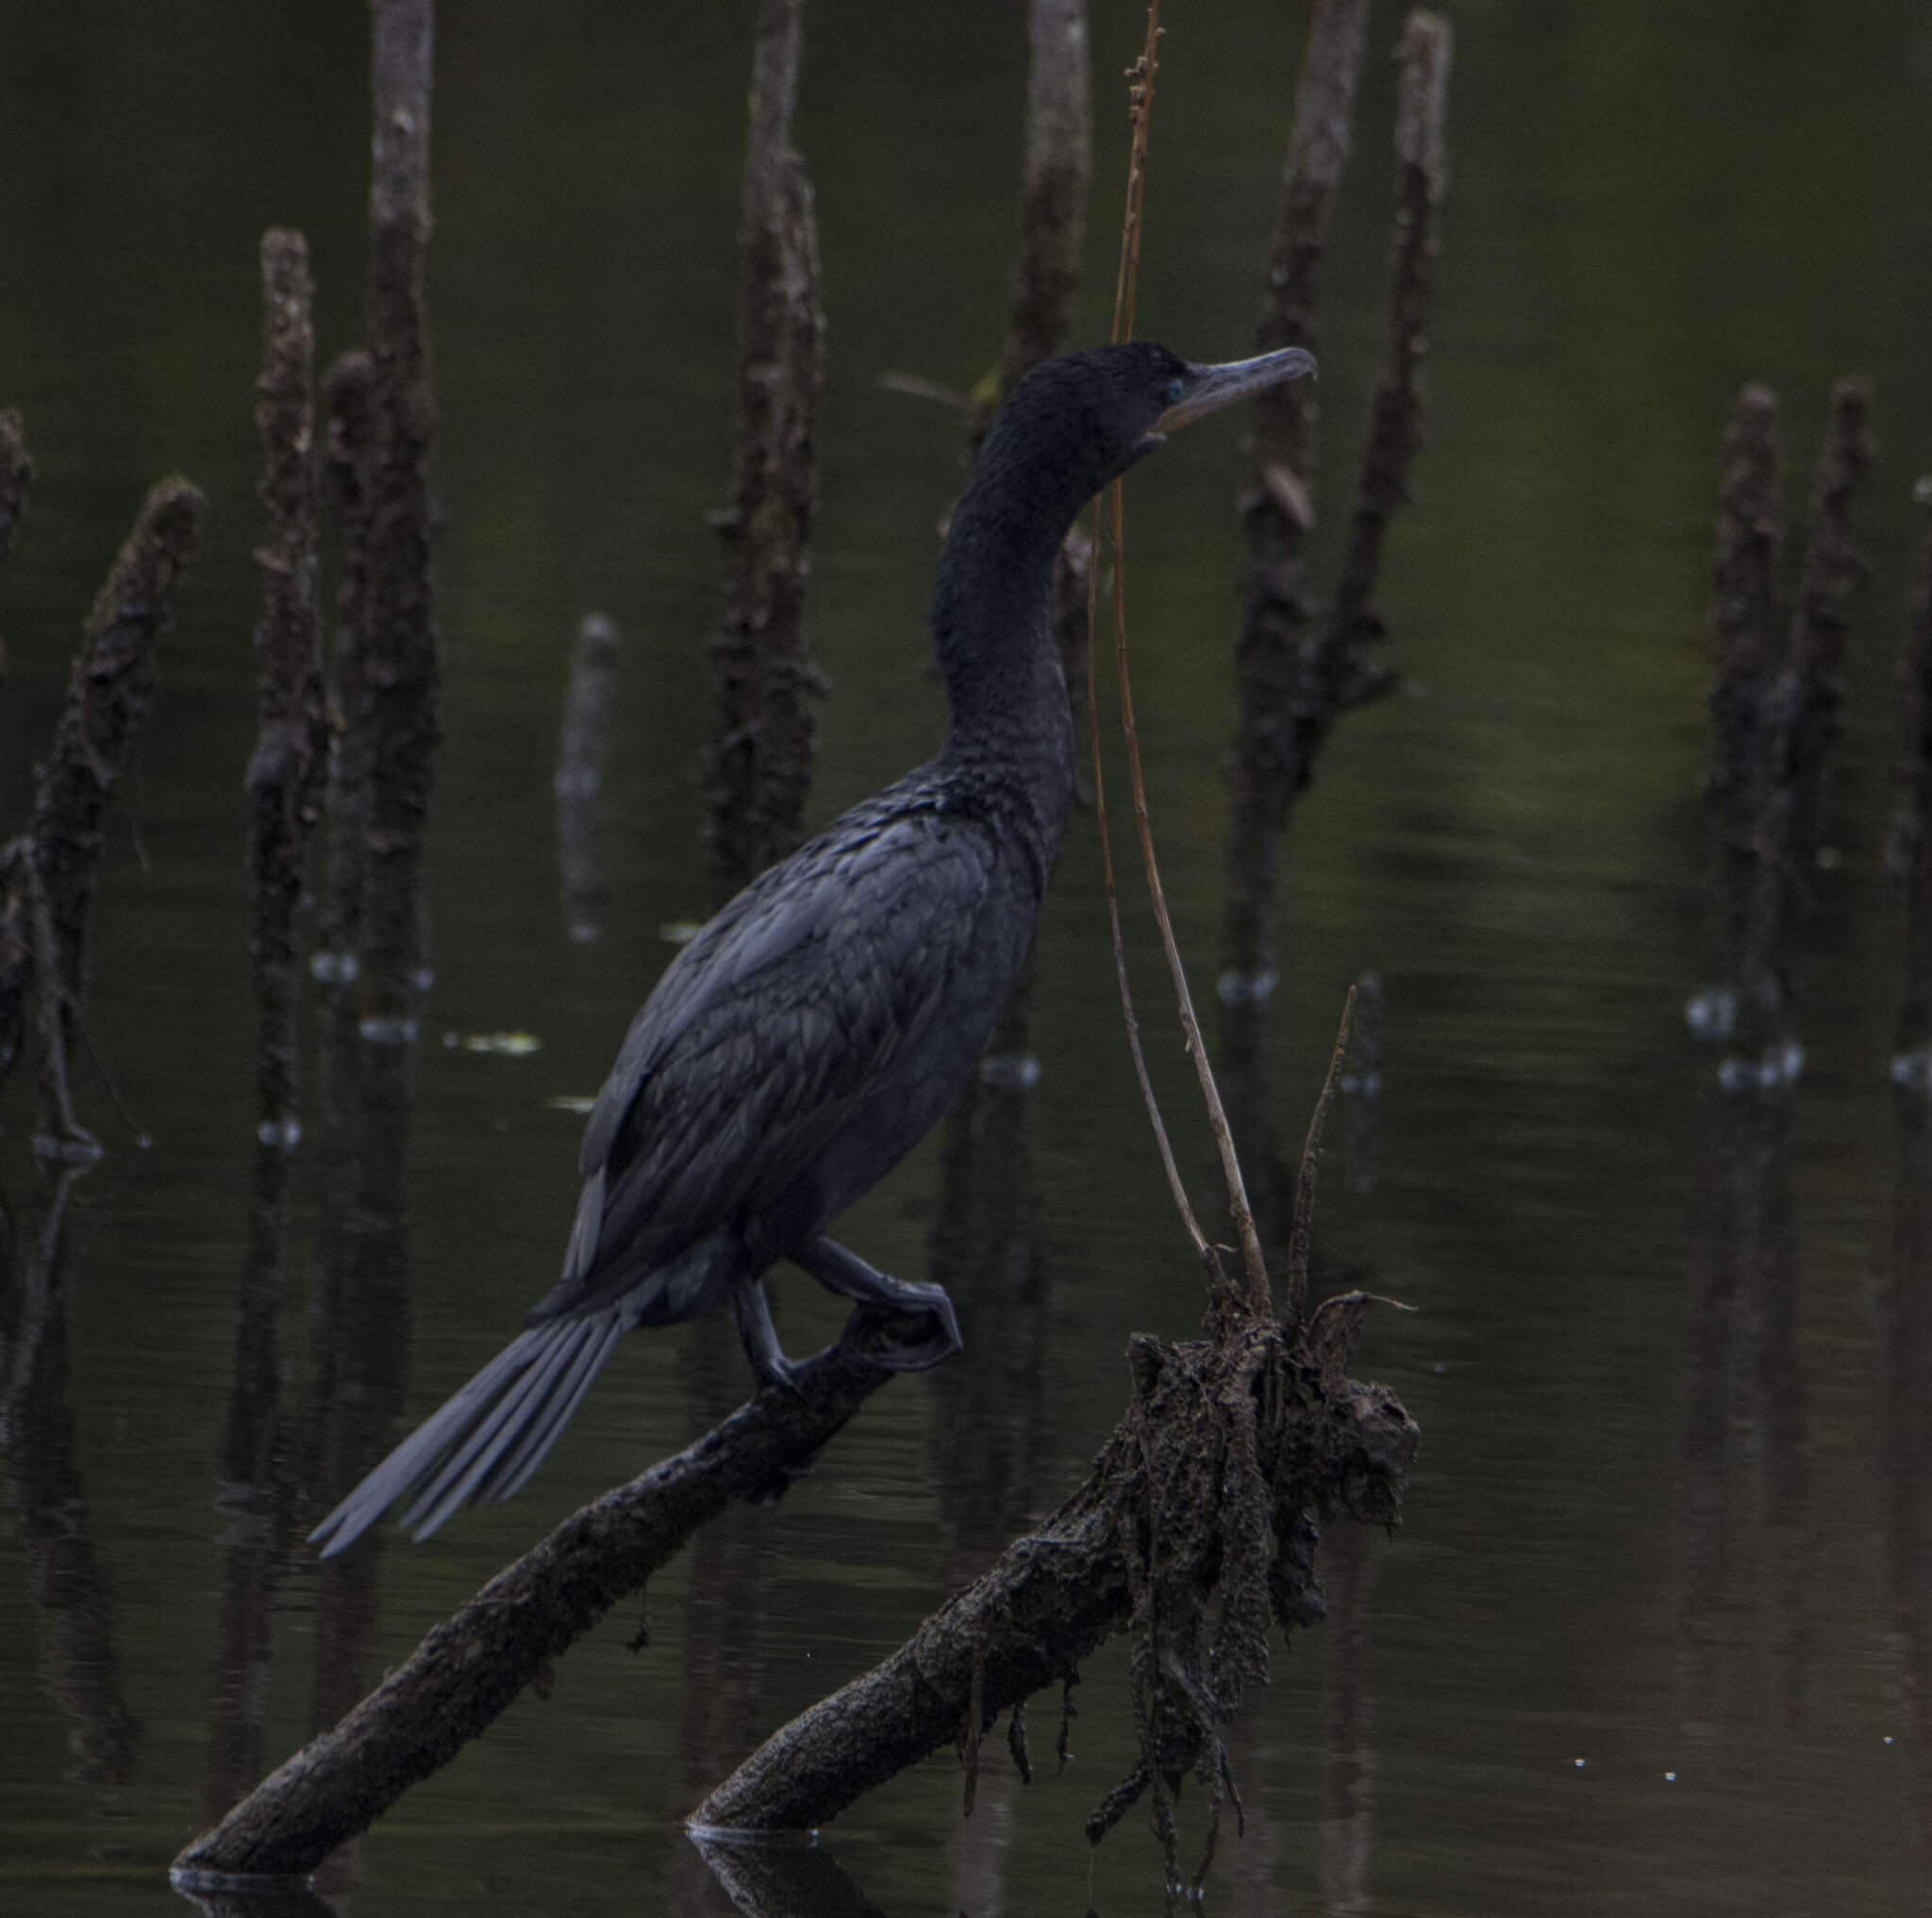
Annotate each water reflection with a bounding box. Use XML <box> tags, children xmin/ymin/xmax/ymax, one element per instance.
<box><xmin>928</xmin><ymin>1061</ymin><xmax>1052</xmax><ymax>1576</ymax></box>
<box><xmin>1881</xmin><ymin>1102</ymin><xmax>1932</xmax><ymax>1891</ymax></box>
<box><xmin>0</xmin><ymin>1164</ymin><xmax>141</xmax><ymax>1788</ymax></box>
<box><xmin>689</xmin><ymin>1831</ymin><xmax>889</xmax><ymax>1918</ymax></box>
<box><xmin>555</xmin><ymin>611</ymin><xmax>620</xmax><ymax>946</ymax></box>
<box><xmin>668</xmin><ymin>1314</ymin><xmax>775</xmax><ymax>1912</ymax></box>
<box><xmin>1314</xmin><ymin>1523</ymin><xmax>1376</xmax><ymax>1918</ymax></box>
<box><xmin>200</xmin><ymin>1137</ymin><xmax>302</xmax><ymax>1824</ymax></box>
<box><xmin>172</xmin><ymin>1884</ymin><xmax>340</xmax><ymax>1918</ymax></box>
<box><xmin>294</xmin><ymin>991</ymin><xmax>414</xmax><ymax>1902</ymax></box>
<box><xmin>1673</xmin><ymin>1089</ymin><xmax>1814</xmax><ymax>1741</ymax></box>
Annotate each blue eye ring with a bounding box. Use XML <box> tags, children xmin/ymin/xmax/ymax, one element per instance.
<box><xmin>1165</xmin><ymin>376</ymin><xmax>1186</xmax><ymax>402</ymax></box>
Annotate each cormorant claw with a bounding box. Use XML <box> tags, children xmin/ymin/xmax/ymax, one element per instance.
<box><xmin>837</xmin><ymin>1285</ymin><xmax>963</xmax><ymax>1373</ymax></box>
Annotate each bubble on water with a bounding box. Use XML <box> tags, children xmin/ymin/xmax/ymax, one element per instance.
<box><xmin>1683</xmin><ymin>984</ymin><xmax>1736</xmax><ymax>1042</ymax></box>
<box><xmin>978</xmin><ymin>1050</ymin><xmax>1041</xmax><ymax>1092</ymax></box>
<box><xmin>1217</xmin><ymin>967</ymin><xmax>1279</xmax><ymax>1008</ymax></box>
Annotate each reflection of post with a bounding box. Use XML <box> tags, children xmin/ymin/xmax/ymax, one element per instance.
<box><xmin>1747</xmin><ymin>1107</ymin><xmax>1811</xmax><ymax>1722</ymax></box>
<box><xmin>173</xmin><ymin>1882</ymin><xmax>341</xmax><ymax>1918</ymax></box>
<box><xmin>201</xmin><ymin>1137</ymin><xmax>301</xmax><ymax>1824</ymax></box>
<box><xmin>667</xmin><ymin>1315</ymin><xmax>773</xmax><ymax>1914</ymax></box>
<box><xmin>1880</xmin><ymin>1106</ymin><xmax>1932</xmax><ymax>1887</ymax></box>
<box><xmin>688</xmin><ymin>1830</ymin><xmax>891</xmax><ymax>1918</ymax></box>
<box><xmin>929</xmin><ymin>1070</ymin><xmax>1051</xmax><ymax>1571</ymax></box>
<box><xmin>1672</xmin><ymin>1095</ymin><xmax>1811</xmax><ymax>1733</ymax></box>
<box><xmin>1672</xmin><ymin>1115</ymin><xmax>1742</xmax><ymax>1733</ymax></box>
<box><xmin>302</xmin><ymin>992</ymin><xmax>411</xmax><ymax>1811</ymax></box>
<box><xmin>0</xmin><ymin>1168</ymin><xmax>141</xmax><ymax>1785</ymax></box>
<box><xmin>1315</xmin><ymin>1520</ymin><xmax>1375</xmax><ymax>1914</ymax></box>
<box><xmin>926</xmin><ymin>1066</ymin><xmax>1050</xmax><ymax>1912</ymax></box>
<box><xmin>555</xmin><ymin>612</ymin><xmax>620</xmax><ymax>944</ymax></box>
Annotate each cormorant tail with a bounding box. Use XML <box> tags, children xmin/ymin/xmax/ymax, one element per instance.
<box><xmin>308</xmin><ymin>1309</ymin><xmax>625</xmax><ymax>1559</ymax></box>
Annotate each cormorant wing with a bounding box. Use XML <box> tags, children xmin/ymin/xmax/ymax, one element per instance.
<box><xmin>532</xmin><ymin>805</ymin><xmax>995</xmax><ymax>1320</ymax></box>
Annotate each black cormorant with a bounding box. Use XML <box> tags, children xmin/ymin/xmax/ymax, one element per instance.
<box><xmin>310</xmin><ymin>340</ymin><xmax>1316</xmax><ymax>1557</ymax></box>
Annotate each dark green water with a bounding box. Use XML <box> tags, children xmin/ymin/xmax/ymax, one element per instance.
<box><xmin>5</xmin><ymin>2</ymin><xmax>1932</xmax><ymax>1911</ymax></box>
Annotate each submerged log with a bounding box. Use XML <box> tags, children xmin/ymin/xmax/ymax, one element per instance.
<box><xmin>691</xmin><ymin>1305</ymin><xmax>1414</xmax><ymax>1841</ymax></box>
<box><xmin>170</xmin><ymin>1335</ymin><xmax>909</xmax><ymax>1881</ymax></box>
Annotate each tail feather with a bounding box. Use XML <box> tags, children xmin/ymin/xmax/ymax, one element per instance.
<box><xmin>396</xmin><ymin>1321</ymin><xmax>593</xmax><ymax>1535</ymax></box>
<box><xmin>308</xmin><ymin>1310</ymin><xmax>624</xmax><ymax>1559</ymax></box>
<box><xmin>491</xmin><ymin>1316</ymin><xmax>623</xmax><ymax>1504</ymax></box>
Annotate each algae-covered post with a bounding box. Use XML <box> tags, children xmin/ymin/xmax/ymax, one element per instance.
<box><xmin>1698</xmin><ymin>383</ymin><xmax>1783</xmax><ymax>1039</ymax></box>
<box><xmin>318</xmin><ymin>349</ymin><xmax>376</xmax><ymax>976</ymax></box>
<box><xmin>556</xmin><ymin>611</ymin><xmax>620</xmax><ymax>944</ymax></box>
<box><xmin>246</xmin><ymin>228</ymin><xmax>326</xmax><ymax>1139</ymax></box>
<box><xmin>0</xmin><ymin>409</ymin><xmax>30</xmax><ymax>677</ymax></box>
<box><xmin>202</xmin><ymin>229</ymin><xmax>327</xmax><ymax>1826</ymax></box>
<box><xmin>705</xmin><ymin>0</ymin><xmax>826</xmax><ymax>904</ymax></box>
<box><xmin>1324</xmin><ymin>10</ymin><xmax>1448</xmax><ymax>671</ymax></box>
<box><xmin>0</xmin><ymin>475</ymin><xmax>204</xmax><ymax>1148</ymax></box>
<box><xmin>1772</xmin><ymin>380</ymin><xmax>1874</xmax><ymax>897</ymax></box>
<box><xmin>1006</xmin><ymin>0</ymin><xmax>1095</xmax><ymax>761</ymax></box>
<box><xmin>1000</xmin><ymin>0</ymin><xmax>1091</xmax><ymax>396</ymax></box>
<box><xmin>1888</xmin><ymin>485</ymin><xmax>1932</xmax><ymax>1077</ymax></box>
<box><xmin>1739</xmin><ymin>378</ymin><xmax>1874</xmax><ymax>1041</ymax></box>
<box><xmin>358</xmin><ymin>0</ymin><xmax>439</xmax><ymax>1039</ymax></box>
<box><xmin>1220</xmin><ymin>0</ymin><xmax>1370</xmax><ymax>1004</ymax></box>
<box><xmin>969</xmin><ymin>0</ymin><xmax>1093</xmax><ymax>459</ymax></box>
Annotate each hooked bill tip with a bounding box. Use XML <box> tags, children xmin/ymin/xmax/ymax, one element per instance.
<box><xmin>1154</xmin><ymin>345</ymin><xmax>1317</xmax><ymax>435</ymax></box>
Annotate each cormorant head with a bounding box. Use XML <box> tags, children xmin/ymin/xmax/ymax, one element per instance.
<box><xmin>983</xmin><ymin>341</ymin><xmax>1319</xmax><ymax>517</ymax></box>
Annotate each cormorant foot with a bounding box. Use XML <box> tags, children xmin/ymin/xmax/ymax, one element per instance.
<box><xmin>838</xmin><ymin>1284</ymin><xmax>963</xmax><ymax>1373</ymax></box>
<box><xmin>750</xmin><ymin>1351</ymin><xmax>811</xmax><ymax>1400</ymax></box>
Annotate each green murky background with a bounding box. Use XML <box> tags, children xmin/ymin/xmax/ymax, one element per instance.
<box><xmin>4</xmin><ymin>1</ymin><xmax>1932</xmax><ymax>1911</ymax></box>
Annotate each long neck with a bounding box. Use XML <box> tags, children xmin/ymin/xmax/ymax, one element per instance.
<box><xmin>930</xmin><ymin>443</ymin><xmax>1084</xmax><ymax>799</ymax></box>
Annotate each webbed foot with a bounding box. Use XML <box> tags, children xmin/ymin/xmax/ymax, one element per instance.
<box><xmin>838</xmin><ymin>1282</ymin><xmax>964</xmax><ymax>1373</ymax></box>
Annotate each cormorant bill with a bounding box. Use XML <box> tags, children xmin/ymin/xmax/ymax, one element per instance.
<box><xmin>309</xmin><ymin>340</ymin><xmax>1317</xmax><ymax>1557</ymax></box>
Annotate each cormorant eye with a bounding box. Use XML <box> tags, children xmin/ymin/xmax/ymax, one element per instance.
<box><xmin>1165</xmin><ymin>376</ymin><xmax>1186</xmax><ymax>402</ymax></box>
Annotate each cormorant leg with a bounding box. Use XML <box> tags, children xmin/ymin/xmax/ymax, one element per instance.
<box><xmin>733</xmin><ymin>1278</ymin><xmax>805</xmax><ymax>1396</ymax></box>
<box><xmin>791</xmin><ymin>1236</ymin><xmax>963</xmax><ymax>1372</ymax></box>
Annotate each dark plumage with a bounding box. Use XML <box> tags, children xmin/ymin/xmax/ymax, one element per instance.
<box><xmin>310</xmin><ymin>340</ymin><xmax>1316</xmax><ymax>1556</ymax></box>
